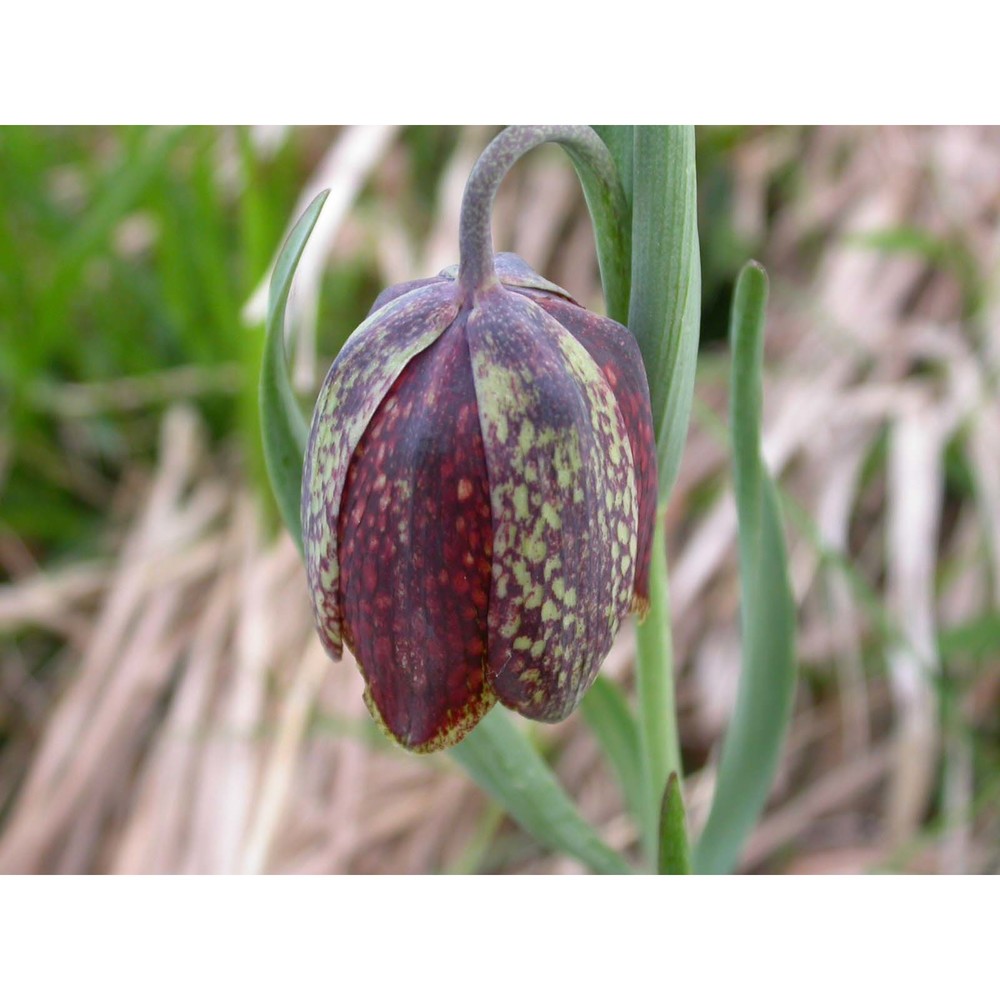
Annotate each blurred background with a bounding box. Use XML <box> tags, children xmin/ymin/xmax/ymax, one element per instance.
<box><xmin>1</xmin><ymin>125</ymin><xmax>998</xmax><ymax>874</ymax></box>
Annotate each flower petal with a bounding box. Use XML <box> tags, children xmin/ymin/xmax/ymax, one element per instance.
<box><xmin>513</xmin><ymin>289</ymin><xmax>658</xmax><ymax>614</ymax></box>
<box><xmin>368</xmin><ymin>276</ymin><xmax>450</xmax><ymax>316</ymax></box>
<box><xmin>440</xmin><ymin>255</ymin><xmax>574</xmax><ymax>299</ymax></box>
<box><xmin>467</xmin><ymin>287</ymin><xmax>638</xmax><ymax>722</ymax></box>
<box><xmin>492</xmin><ymin>253</ymin><xmax>575</xmax><ymax>299</ymax></box>
<box><xmin>337</xmin><ymin>321</ymin><xmax>496</xmax><ymax>752</ymax></box>
<box><xmin>302</xmin><ymin>282</ymin><xmax>459</xmax><ymax>658</ymax></box>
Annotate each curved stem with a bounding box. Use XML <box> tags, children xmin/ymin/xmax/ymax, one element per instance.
<box><xmin>458</xmin><ymin>125</ymin><xmax>629</xmax><ymax>310</ymax></box>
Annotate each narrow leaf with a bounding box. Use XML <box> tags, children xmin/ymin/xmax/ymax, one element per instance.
<box><xmin>450</xmin><ymin>710</ymin><xmax>633</xmax><ymax>874</ymax></box>
<box><xmin>658</xmin><ymin>773</ymin><xmax>692</xmax><ymax>875</ymax></box>
<box><xmin>596</xmin><ymin>126</ymin><xmax>698</xmax><ymax>870</ymax></box>
<box><xmin>561</xmin><ymin>144</ymin><xmax>631</xmax><ymax>327</ymax></box>
<box><xmin>693</xmin><ymin>262</ymin><xmax>797</xmax><ymax>875</ymax></box>
<box><xmin>628</xmin><ymin>126</ymin><xmax>702</xmax><ymax>499</ymax></box>
<box><xmin>592</xmin><ymin>126</ymin><xmax>635</xmax><ymax>257</ymax></box>
<box><xmin>581</xmin><ymin>675</ymin><xmax>646</xmax><ymax>830</ymax></box>
<box><xmin>260</xmin><ymin>189</ymin><xmax>330</xmax><ymax>552</ymax></box>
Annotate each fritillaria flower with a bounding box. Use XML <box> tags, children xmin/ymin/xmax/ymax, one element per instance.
<box><xmin>302</xmin><ymin>129</ymin><xmax>656</xmax><ymax>752</ymax></box>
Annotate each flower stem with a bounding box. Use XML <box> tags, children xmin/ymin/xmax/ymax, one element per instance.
<box><xmin>458</xmin><ymin>126</ymin><xmax>629</xmax><ymax>314</ymax></box>
<box><xmin>634</xmin><ymin>503</ymin><xmax>682</xmax><ymax>865</ymax></box>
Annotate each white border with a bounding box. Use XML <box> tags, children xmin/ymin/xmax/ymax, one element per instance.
<box><xmin>1</xmin><ymin>877</ymin><xmax>995</xmax><ymax>997</ymax></box>
<box><xmin>4</xmin><ymin>3</ymin><xmax>989</xmax><ymax>123</ymax></box>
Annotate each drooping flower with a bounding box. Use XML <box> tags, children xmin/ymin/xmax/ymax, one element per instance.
<box><xmin>302</xmin><ymin>252</ymin><xmax>657</xmax><ymax>752</ymax></box>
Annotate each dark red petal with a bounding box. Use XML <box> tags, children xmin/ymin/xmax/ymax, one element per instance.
<box><xmin>513</xmin><ymin>288</ymin><xmax>658</xmax><ymax>615</ymax></box>
<box><xmin>337</xmin><ymin>320</ymin><xmax>496</xmax><ymax>752</ymax></box>
<box><xmin>303</xmin><ymin>282</ymin><xmax>459</xmax><ymax>659</ymax></box>
<box><xmin>467</xmin><ymin>286</ymin><xmax>638</xmax><ymax>722</ymax></box>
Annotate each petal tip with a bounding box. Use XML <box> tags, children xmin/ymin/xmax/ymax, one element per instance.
<box><xmin>362</xmin><ymin>680</ymin><xmax>497</xmax><ymax>753</ymax></box>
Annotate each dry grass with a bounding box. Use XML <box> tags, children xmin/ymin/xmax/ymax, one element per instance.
<box><xmin>2</xmin><ymin>126</ymin><xmax>998</xmax><ymax>873</ymax></box>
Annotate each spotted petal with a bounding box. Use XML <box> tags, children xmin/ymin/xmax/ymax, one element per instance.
<box><xmin>368</xmin><ymin>276</ymin><xmax>450</xmax><ymax>315</ymax></box>
<box><xmin>467</xmin><ymin>286</ymin><xmax>638</xmax><ymax>721</ymax></box>
<box><xmin>302</xmin><ymin>281</ymin><xmax>459</xmax><ymax>658</ymax></box>
<box><xmin>338</xmin><ymin>322</ymin><xmax>496</xmax><ymax>751</ymax></box>
<box><xmin>512</xmin><ymin>288</ymin><xmax>657</xmax><ymax>613</ymax></box>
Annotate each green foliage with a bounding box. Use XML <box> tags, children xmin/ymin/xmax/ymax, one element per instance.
<box><xmin>850</xmin><ymin>225</ymin><xmax>984</xmax><ymax>318</ymax></box>
<box><xmin>580</xmin><ymin>675</ymin><xmax>646</xmax><ymax>830</ymax></box>
<box><xmin>693</xmin><ymin>263</ymin><xmax>798</xmax><ymax>875</ymax></box>
<box><xmin>939</xmin><ymin>612</ymin><xmax>1000</xmax><ymax>662</ymax></box>
<box><xmin>0</xmin><ymin>126</ymin><xmax>304</xmax><ymax>555</ymax></box>
<box><xmin>626</xmin><ymin>127</ymin><xmax>702</xmax><ymax>500</ymax></box>
<box><xmin>658</xmin><ymin>773</ymin><xmax>692</xmax><ymax>875</ymax></box>
<box><xmin>260</xmin><ymin>191</ymin><xmax>328</xmax><ymax>551</ymax></box>
<box><xmin>450</xmin><ymin>712</ymin><xmax>633</xmax><ymax>874</ymax></box>
<box><xmin>595</xmin><ymin>127</ymin><xmax>699</xmax><ymax>871</ymax></box>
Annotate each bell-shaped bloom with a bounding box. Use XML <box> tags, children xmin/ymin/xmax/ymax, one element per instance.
<box><xmin>302</xmin><ymin>254</ymin><xmax>657</xmax><ymax>752</ymax></box>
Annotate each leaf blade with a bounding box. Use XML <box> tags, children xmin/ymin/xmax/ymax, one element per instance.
<box><xmin>561</xmin><ymin>142</ymin><xmax>631</xmax><ymax>327</ymax></box>
<box><xmin>259</xmin><ymin>189</ymin><xmax>330</xmax><ymax>552</ymax></box>
<box><xmin>580</xmin><ymin>674</ymin><xmax>646</xmax><ymax>830</ymax></box>
<box><xmin>693</xmin><ymin>261</ymin><xmax>798</xmax><ymax>875</ymax></box>
<box><xmin>658</xmin><ymin>773</ymin><xmax>692</xmax><ymax>875</ymax></box>
<box><xmin>628</xmin><ymin>126</ymin><xmax>702</xmax><ymax>499</ymax></box>
<box><xmin>594</xmin><ymin>126</ymin><xmax>700</xmax><ymax>869</ymax></box>
<box><xmin>593</xmin><ymin>126</ymin><xmax>635</xmax><ymax>216</ymax></box>
<box><xmin>450</xmin><ymin>709</ymin><xmax>633</xmax><ymax>874</ymax></box>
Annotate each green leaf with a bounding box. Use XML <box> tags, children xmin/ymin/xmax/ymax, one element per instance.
<box><xmin>561</xmin><ymin>140</ymin><xmax>631</xmax><ymax>327</ymax></box>
<box><xmin>627</xmin><ymin>126</ymin><xmax>702</xmax><ymax>499</ymax></box>
<box><xmin>592</xmin><ymin>127</ymin><xmax>634</xmax><ymax>267</ymax></box>
<box><xmin>259</xmin><ymin>189</ymin><xmax>330</xmax><ymax>553</ymax></box>
<box><xmin>592</xmin><ymin>126</ymin><xmax>699</xmax><ymax>871</ymax></box>
<box><xmin>693</xmin><ymin>261</ymin><xmax>798</xmax><ymax>875</ymax></box>
<box><xmin>658</xmin><ymin>773</ymin><xmax>692</xmax><ymax>875</ymax></box>
<box><xmin>580</xmin><ymin>675</ymin><xmax>646</xmax><ymax>830</ymax></box>
<box><xmin>36</xmin><ymin>127</ymin><xmax>192</xmax><ymax>365</ymax></box>
<box><xmin>450</xmin><ymin>710</ymin><xmax>633</xmax><ymax>874</ymax></box>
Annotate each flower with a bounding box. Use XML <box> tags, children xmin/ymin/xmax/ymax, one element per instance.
<box><xmin>302</xmin><ymin>253</ymin><xmax>656</xmax><ymax>752</ymax></box>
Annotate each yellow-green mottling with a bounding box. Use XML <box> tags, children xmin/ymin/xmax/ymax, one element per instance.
<box><xmin>302</xmin><ymin>282</ymin><xmax>459</xmax><ymax>658</ymax></box>
<box><xmin>301</xmin><ymin>247</ymin><xmax>656</xmax><ymax>753</ymax></box>
<box><xmin>467</xmin><ymin>286</ymin><xmax>638</xmax><ymax>722</ymax></box>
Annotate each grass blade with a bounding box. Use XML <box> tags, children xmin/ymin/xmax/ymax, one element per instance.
<box><xmin>450</xmin><ymin>710</ymin><xmax>633</xmax><ymax>874</ymax></box>
<box><xmin>693</xmin><ymin>262</ymin><xmax>798</xmax><ymax>875</ymax></box>
<box><xmin>658</xmin><ymin>773</ymin><xmax>692</xmax><ymax>875</ymax></box>
<box><xmin>260</xmin><ymin>189</ymin><xmax>329</xmax><ymax>552</ymax></box>
<box><xmin>580</xmin><ymin>675</ymin><xmax>646</xmax><ymax>830</ymax></box>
